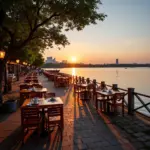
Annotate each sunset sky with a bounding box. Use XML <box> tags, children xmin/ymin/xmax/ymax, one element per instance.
<box><xmin>44</xmin><ymin>0</ymin><xmax>150</xmax><ymax>64</ymax></box>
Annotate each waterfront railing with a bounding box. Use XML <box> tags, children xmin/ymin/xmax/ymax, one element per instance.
<box><xmin>73</xmin><ymin>75</ymin><xmax>150</xmax><ymax>118</ymax></box>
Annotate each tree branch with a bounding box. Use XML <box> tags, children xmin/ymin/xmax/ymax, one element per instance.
<box><xmin>36</xmin><ymin>13</ymin><xmax>60</xmax><ymax>29</ymax></box>
<box><xmin>34</xmin><ymin>0</ymin><xmax>45</xmax><ymax>28</ymax></box>
<box><xmin>24</xmin><ymin>11</ymin><xmax>32</xmax><ymax>31</ymax></box>
<box><xmin>1</xmin><ymin>25</ymin><xmax>13</xmax><ymax>38</ymax></box>
<box><xmin>18</xmin><ymin>13</ymin><xmax>60</xmax><ymax>49</ymax></box>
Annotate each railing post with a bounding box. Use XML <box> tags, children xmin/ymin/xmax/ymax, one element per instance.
<box><xmin>79</xmin><ymin>76</ymin><xmax>81</xmax><ymax>84</ymax></box>
<box><xmin>112</xmin><ymin>84</ymin><xmax>118</xmax><ymax>91</ymax></box>
<box><xmin>72</xmin><ymin>75</ymin><xmax>74</xmax><ymax>84</ymax></box>
<box><xmin>128</xmin><ymin>88</ymin><xmax>135</xmax><ymax>115</ymax></box>
<box><xmin>93</xmin><ymin>79</ymin><xmax>97</xmax><ymax>104</ymax></box>
<box><xmin>82</xmin><ymin>77</ymin><xmax>85</xmax><ymax>83</ymax></box>
<box><xmin>86</xmin><ymin>78</ymin><xmax>90</xmax><ymax>84</ymax></box>
<box><xmin>101</xmin><ymin>81</ymin><xmax>105</xmax><ymax>85</ymax></box>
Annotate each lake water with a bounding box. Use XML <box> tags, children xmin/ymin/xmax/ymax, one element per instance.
<box><xmin>45</xmin><ymin>67</ymin><xmax>150</xmax><ymax>116</ymax></box>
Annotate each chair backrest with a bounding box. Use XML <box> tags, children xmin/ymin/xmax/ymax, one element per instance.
<box><xmin>46</xmin><ymin>92</ymin><xmax>56</xmax><ymax>98</ymax></box>
<box><xmin>33</xmin><ymin>84</ymin><xmax>43</xmax><ymax>88</ymax></box>
<box><xmin>29</xmin><ymin>92</ymin><xmax>44</xmax><ymax>98</ymax></box>
<box><xmin>33</xmin><ymin>80</ymin><xmax>38</xmax><ymax>83</ymax></box>
<box><xmin>20</xmin><ymin>85</ymin><xmax>29</xmax><ymax>90</ymax></box>
<box><xmin>47</xmin><ymin>105</ymin><xmax>62</xmax><ymax>117</ymax></box>
<box><xmin>115</xmin><ymin>93</ymin><xmax>125</xmax><ymax>102</ymax></box>
<box><xmin>25</xmin><ymin>80</ymin><xmax>31</xmax><ymax>83</ymax></box>
<box><xmin>87</xmin><ymin>83</ymin><xmax>94</xmax><ymax>90</ymax></box>
<box><xmin>21</xmin><ymin>106</ymin><xmax>40</xmax><ymax>124</ymax></box>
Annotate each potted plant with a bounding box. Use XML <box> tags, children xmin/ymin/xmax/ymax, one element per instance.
<box><xmin>2</xmin><ymin>95</ymin><xmax>18</xmax><ymax>113</ymax></box>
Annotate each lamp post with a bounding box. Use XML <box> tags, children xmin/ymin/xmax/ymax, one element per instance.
<box><xmin>16</xmin><ymin>59</ymin><xmax>20</xmax><ymax>81</ymax></box>
<box><xmin>0</xmin><ymin>50</ymin><xmax>8</xmax><ymax>94</ymax></box>
<box><xmin>0</xmin><ymin>50</ymin><xmax>5</xmax><ymax>104</ymax></box>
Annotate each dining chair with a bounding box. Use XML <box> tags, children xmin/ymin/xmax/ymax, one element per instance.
<box><xmin>21</xmin><ymin>106</ymin><xmax>42</xmax><ymax>144</ymax></box>
<box><xmin>20</xmin><ymin>84</ymin><xmax>30</xmax><ymax>90</ymax></box>
<box><xmin>20</xmin><ymin>91</ymin><xmax>30</xmax><ymax>106</ymax></box>
<box><xmin>24</xmin><ymin>80</ymin><xmax>31</xmax><ymax>83</ymax></box>
<box><xmin>29</xmin><ymin>91</ymin><xmax>44</xmax><ymax>98</ymax></box>
<box><xmin>107</xmin><ymin>93</ymin><xmax>125</xmax><ymax>116</ymax></box>
<box><xmin>87</xmin><ymin>83</ymin><xmax>94</xmax><ymax>100</ymax></box>
<box><xmin>33</xmin><ymin>79</ymin><xmax>38</xmax><ymax>83</ymax></box>
<box><xmin>74</xmin><ymin>84</ymin><xmax>84</xmax><ymax>99</ymax></box>
<box><xmin>45</xmin><ymin>105</ymin><xmax>63</xmax><ymax>139</ymax></box>
<box><xmin>33</xmin><ymin>84</ymin><xmax>43</xmax><ymax>88</ymax></box>
<box><xmin>45</xmin><ymin>92</ymin><xmax>56</xmax><ymax>98</ymax></box>
<box><xmin>95</xmin><ymin>93</ymin><xmax>110</xmax><ymax>112</ymax></box>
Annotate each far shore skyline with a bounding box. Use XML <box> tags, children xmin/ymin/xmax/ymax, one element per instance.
<box><xmin>44</xmin><ymin>0</ymin><xmax>150</xmax><ymax>64</ymax></box>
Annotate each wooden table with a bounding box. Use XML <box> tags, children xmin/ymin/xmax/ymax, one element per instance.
<box><xmin>21</xmin><ymin>97</ymin><xmax>64</xmax><ymax>136</ymax></box>
<box><xmin>20</xmin><ymin>83</ymin><xmax>42</xmax><ymax>90</ymax></box>
<box><xmin>54</xmin><ymin>76</ymin><xmax>70</xmax><ymax>87</ymax></box>
<box><xmin>76</xmin><ymin>83</ymin><xmax>91</xmax><ymax>100</ymax></box>
<box><xmin>20</xmin><ymin>88</ymin><xmax>47</xmax><ymax>93</ymax></box>
<box><xmin>22</xmin><ymin>97</ymin><xmax>63</xmax><ymax>107</ymax></box>
<box><xmin>24</xmin><ymin>79</ymin><xmax>38</xmax><ymax>83</ymax></box>
<box><xmin>96</xmin><ymin>90</ymin><xmax>124</xmax><ymax>113</ymax></box>
<box><xmin>20</xmin><ymin>88</ymin><xmax>47</xmax><ymax>104</ymax></box>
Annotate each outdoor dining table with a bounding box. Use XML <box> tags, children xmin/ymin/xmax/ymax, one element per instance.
<box><xmin>76</xmin><ymin>83</ymin><xmax>91</xmax><ymax>100</ymax></box>
<box><xmin>54</xmin><ymin>76</ymin><xmax>70</xmax><ymax>87</ymax></box>
<box><xmin>96</xmin><ymin>90</ymin><xmax>125</xmax><ymax>113</ymax></box>
<box><xmin>20</xmin><ymin>82</ymin><xmax>42</xmax><ymax>86</ymax></box>
<box><xmin>24</xmin><ymin>79</ymin><xmax>39</xmax><ymax>83</ymax></box>
<box><xmin>20</xmin><ymin>88</ymin><xmax>47</xmax><ymax>103</ymax></box>
<box><xmin>20</xmin><ymin>87</ymin><xmax>47</xmax><ymax>93</ymax></box>
<box><xmin>21</xmin><ymin>97</ymin><xmax>64</xmax><ymax>136</ymax></box>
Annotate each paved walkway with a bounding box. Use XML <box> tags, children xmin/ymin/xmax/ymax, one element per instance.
<box><xmin>0</xmin><ymin>74</ymin><xmax>149</xmax><ymax>150</ymax></box>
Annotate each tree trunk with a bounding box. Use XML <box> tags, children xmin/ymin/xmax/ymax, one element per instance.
<box><xmin>0</xmin><ymin>59</ymin><xmax>5</xmax><ymax>105</ymax></box>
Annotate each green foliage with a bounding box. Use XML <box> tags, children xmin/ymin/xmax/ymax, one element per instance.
<box><xmin>32</xmin><ymin>53</ymin><xmax>44</xmax><ymax>67</ymax></box>
<box><xmin>0</xmin><ymin>0</ymin><xmax>106</xmax><ymax>61</ymax></box>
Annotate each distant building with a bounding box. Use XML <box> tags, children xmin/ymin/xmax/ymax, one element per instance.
<box><xmin>62</xmin><ymin>60</ymin><xmax>68</xmax><ymax>64</ymax></box>
<box><xmin>45</xmin><ymin>57</ymin><xmax>58</xmax><ymax>64</ymax></box>
<box><xmin>116</xmin><ymin>59</ymin><xmax>119</xmax><ymax>64</ymax></box>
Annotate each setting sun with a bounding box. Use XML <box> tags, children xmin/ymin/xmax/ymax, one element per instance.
<box><xmin>71</xmin><ymin>56</ymin><xmax>77</xmax><ymax>63</ymax></box>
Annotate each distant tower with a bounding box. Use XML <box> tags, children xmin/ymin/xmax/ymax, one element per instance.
<box><xmin>116</xmin><ymin>59</ymin><xmax>119</xmax><ymax>64</ymax></box>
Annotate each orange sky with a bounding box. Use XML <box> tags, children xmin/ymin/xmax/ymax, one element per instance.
<box><xmin>44</xmin><ymin>0</ymin><xmax>150</xmax><ymax>64</ymax></box>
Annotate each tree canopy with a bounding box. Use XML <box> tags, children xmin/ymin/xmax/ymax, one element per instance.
<box><xmin>0</xmin><ymin>0</ymin><xmax>106</xmax><ymax>60</ymax></box>
<box><xmin>0</xmin><ymin>0</ymin><xmax>106</xmax><ymax>103</ymax></box>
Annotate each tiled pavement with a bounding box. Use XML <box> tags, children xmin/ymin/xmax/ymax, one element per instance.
<box><xmin>0</xmin><ymin>74</ymin><xmax>150</xmax><ymax>150</ymax></box>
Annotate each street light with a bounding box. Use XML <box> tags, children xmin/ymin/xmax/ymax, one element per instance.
<box><xmin>0</xmin><ymin>51</ymin><xmax>6</xmax><ymax>103</ymax></box>
<box><xmin>16</xmin><ymin>59</ymin><xmax>20</xmax><ymax>81</ymax></box>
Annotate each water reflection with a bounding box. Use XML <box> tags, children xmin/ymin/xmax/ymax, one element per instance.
<box><xmin>116</xmin><ymin>70</ymin><xmax>119</xmax><ymax>83</ymax></box>
<box><xmin>72</xmin><ymin>68</ymin><xmax>76</xmax><ymax>76</ymax></box>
